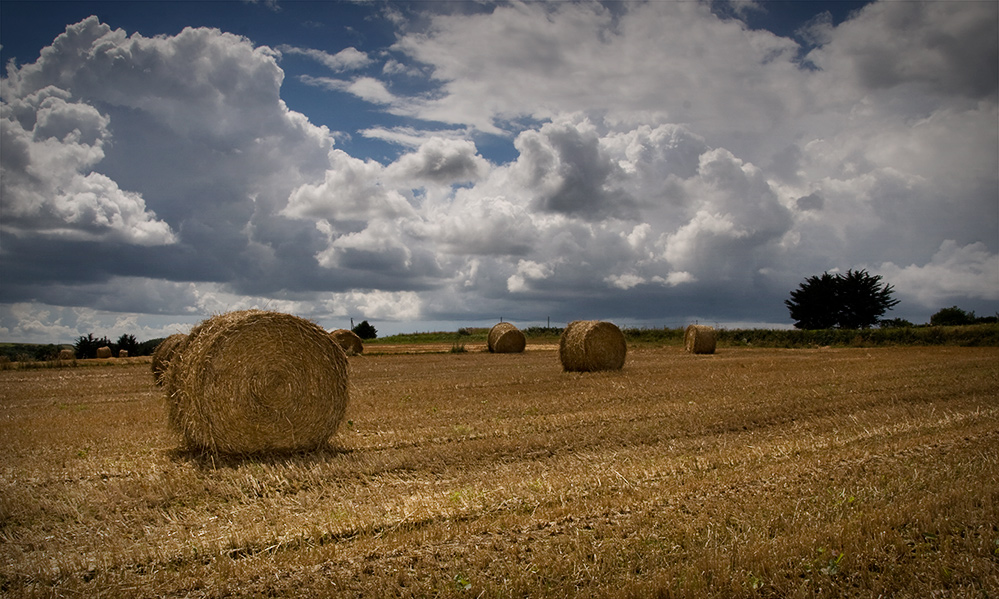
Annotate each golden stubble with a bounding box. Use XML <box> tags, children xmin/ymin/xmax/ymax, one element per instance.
<box><xmin>1</xmin><ymin>346</ymin><xmax>997</xmax><ymax>597</ymax></box>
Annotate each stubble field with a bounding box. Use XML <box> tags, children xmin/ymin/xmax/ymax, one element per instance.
<box><xmin>1</xmin><ymin>343</ymin><xmax>997</xmax><ymax>598</ymax></box>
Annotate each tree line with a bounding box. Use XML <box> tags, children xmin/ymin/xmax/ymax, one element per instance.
<box><xmin>785</xmin><ymin>269</ymin><xmax>996</xmax><ymax>330</ymax></box>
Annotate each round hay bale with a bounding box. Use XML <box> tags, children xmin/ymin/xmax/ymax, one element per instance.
<box><xmin>684</xmin><ymin>324</ymin><xmax>717</xmax><ymax>354</ymax></box>
<box><xmin>118</xmin><ymin>349</ymin><xmax>129</xmax><ymax>358</ymax></box>
<box><xmin>330</xmin><ymin>329</ymin><xmax>363</xmax><ymax>356</ymax></box>
<box><xmin>487</xmin><ymin>322</ymin><xmax>526</xmax><ymax>353</ymax></box>
<box><xmin>558</xmin><ymin>320</ymin><xmax>627</xmax><ymax>372</ymax></box>
<box><xmin>151</xmin><ymin>333</ymin><xmax>188</xmax><ymax>385</ymax></box>
<box><xmin>165</xmin><ymin>310</ymin><xmax>349</xmax><ymax>454</ymax></box>
<box><xmin>96</xmin><ymin>346</ymin><xmax>112</xmax><ymax>359</ymax></box>
<box><xmin>57</xmin><ymin>349</ymin><xmax>75</xmax><ymax>361</ymax></box>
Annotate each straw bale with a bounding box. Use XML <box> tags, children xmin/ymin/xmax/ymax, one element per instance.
<box><xmin>684</xmin><ymin>324</ymin><xmax>717</xmax><ymax>354</ymax></box>
<box><xmin>330</xmin><ymin>329</ymin><xmax>364</xmax><ymax>356</ymax></box>
<box><xmin>96</xmin><ymin>346</ymin><xmax>112</xmax><ymax>359</ymax></box>
<box><xmin>487</xmin><ymin>322</ymin><xmax>526</xmax><ymax>353</ymax></box>
<box><xmin>57</xmin><ymin>349</ymin><xmax>75</xmax><ymax>360</ymax></box>
<box><xmin>558</xmin><ymin>320</ymin><xmax>627</xmax><ymax>372</ymax></box>
<box><xmin>164</xmin><ymin>310</ymin><xmax>349</xmax><ymax>454</ymax></box>
<box><xmin>118</xmin><ymin>349</ymin><xmax>129</xmax><ymax>358</ymax></box>
<box><xmin>151</xmin><ymin>333</ymin><xmax>188</xmax><ymax>385</ymax></box>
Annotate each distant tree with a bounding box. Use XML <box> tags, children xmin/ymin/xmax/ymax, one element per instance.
<box><xmin>784</xmin><ymin>272</ymin><xmax>842</xmax><ymax>329</ymax></box>
<box><xmin>786</xmin><ymin>269</ymin><xmax>899</xmax><ymax>329</ymax></box>
<box><xmin>116</xmin><ymin>334</ymin><xmax>139</xmax><ymax>356</ymax></box>
<box><xmin>74</xmin><ymin>334</ymin><xmax>113</xmax><ymax>359</ymax></box>
<box><xmin>138</xmin><ymin>337</ymin><xmax>166</xmax><ymax>356</ymax></box>
<box><xmin>879</xmin><ymin>317</ymin><xmax>914</xmax><ymax>329</ymax></box>
<box><xmin>930</xmin><ymin>306</ymin><xmax>976</xmax><ymax>326</ymax></box>
<box><xmin>352</xmin><ymin>320</ymin><xmax>378</xmax><ymax>340</ymax></box>
<box><xmin>74</xmin><ymin>334</ymin><xmax>98</xmax><ymax>359</ymax></box>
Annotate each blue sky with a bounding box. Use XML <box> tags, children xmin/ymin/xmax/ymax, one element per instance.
<box><xmin>1</xmin><ymin>0</ymin><xmax>996</xmax><ymax>342</ymax></box>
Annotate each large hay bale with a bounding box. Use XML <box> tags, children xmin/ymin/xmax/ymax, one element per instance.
<box><xmin>684</xmin><ymin>324</ymin><xmax>717</xmax><ymax>354</ymax></box>
<box><xmin>487</xmin><ymin>322</ymin><xmax>526</xmax><ymax>353</ymax></box>
<box><xmin>151</xmin><ymin>333</ymin><xmax>188</xmax><ymax>385</ymax></box>
<box><xmin>558</xmin><ymin>320</ymin><xmax>627</xmax><ymax>372</ymax></box>
<box><xmin>96</xmin><ymin>346</ymin><xmax>112</xmax><ymax>359</ymax></box>
<box><xmin>330</xmin><ymin>329</ymin><xmax>363</xmax><ymax>356</ymax></box>
<box><xmin>164</xmin><ymin>310</ymin><xmax>349</xmax><ymax>454</ymax></box>
<box><xmin>118</xmin><ymin>349</ymin><xmax>129</xmax><ymax>358</ymax></box>
<box><xmin>57</xmin><ymin>349</ymin><xmax>75</xmax><ymax>360</ymax></box>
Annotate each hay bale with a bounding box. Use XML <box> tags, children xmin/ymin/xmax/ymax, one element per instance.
<box><xmin>118</xmin><ymin>349</ymin><xmax>129</xmax><ymax>358</ymax></box>
<box><xmin>96</xmin><ymin>346</ymin><xmax>112</xmax><ymax>359</ymax></box>
<box><xmin>684</xmin><ymin>324</ymin><xmax>717</xmax><ymax>354</ymax></box>
<box><xmin>330</xmin><ymin>329</ymin><xmax>363</xmax><ymax>356</ymax></box>
<box><xmin>151</xmin><ymin>333</ymin><xmax>188</xmax><ymax>385</ymax></box>
<box><xmin>487</xmin><ymin>322</ymin><xmax>526</xmax><ymax>353</ymax></box>
<box><xmin>57</xmin><ymin>349</ymin><xmax>75</xmax><ymax>360</ymax></box>
<box><xmin>164</xmin><ymin>310</ymin><xmax>349</xmax><ymax>454</ymax></box>
<box><xmin>558</xmin><ymin>320</ymin><xmax>627</xmax><ymax>372</ymax></box>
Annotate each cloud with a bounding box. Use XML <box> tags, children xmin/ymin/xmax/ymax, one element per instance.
<box><xmin>300</xmin><ymin>75</ymin><xmax>397</xmax><ymax>105</ymax></box>
<box><xmin>507</xmin><ymin>260</ymin><xmax>555</xmax><ymax>293</ymax></box>
<box><xmin>390</xmin><ymin>2</ymin><xmax>804</xmax><ymax>140</ymax></box>
<box><xmin>510</xmin><ymin>116</ymin><xmax>635</xmax><ymax>220</ymax></box>
<box><xmin>1</xmin><ymin>88</ymin><xmax>176</xmax><ymax>245</ymax></box>
<box><xmin>878</xmin><ymin>241</ymin><xmax>999</xmax><ymax>308</ymax></box>
<box><xmin>283</xmin><ymin>149</ymin><xmax>416</xmax><ymax>224</ymax></box>
<box><xmin>278</xmin><ymin>45</ymin><xmax>372</xmax><ymax>71</ymax></box>
<box><xmin>1</xmin><ymin>3</ymin><xmax>995</xmax><ymax>342</ymax></box>
<box><xmin>805</xmin><ymin>1</ymin><xmax>998</xmax><ymax>99</ymax></box>
<box><xmin>386</xmin><ymin>137</ymin><xmax>488</xmax><ymax>184</ymax></box>
<box><xmin>1</xmin><ymin>15</ymin><xmax>338</xmax><ymax>306</ymax></box>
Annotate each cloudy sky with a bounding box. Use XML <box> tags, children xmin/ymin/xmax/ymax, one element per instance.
<box><xmin>1</xmin><ymin>0</ymin><xmax>996</xmax><ymax>343</ymax></box>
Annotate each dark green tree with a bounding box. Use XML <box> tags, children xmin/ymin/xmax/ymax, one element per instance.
<box><xmin>73</xmin><ymin>333</ymin><xmax>112</xmax><ymax>359</ymax></box>
<box><xmin>879</xmin><ymin>317</ymin><xmax>914</xmax><ymax>329</ymax></box>
<box><xmin>784</xmin><ymin>272</ymin><xmax>841</xmax><ymax>329</ymax></box>
<box><xmin>352</xmin><ymin>320</ymin><xmax>378</xmax><ymax>340</ymax></box>
<box><xmin>930</xmin><ymin>306</ymin><xmax>975</xmax><ymax>326</ymax></box>
<box><xmin>786</xmin><ymin>269</ymin><xmax>899</xmax><ymax>329</ymax></box>
<box><xmin>116</xmin><ymin>333</ymin><xmax>139</xmax><ymax>356</ymax></box>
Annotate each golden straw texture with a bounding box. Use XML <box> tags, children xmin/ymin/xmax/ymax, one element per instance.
<box><xmin>558</xmin><ymin>320</ymin><xmax>627</xmax><ymax>372</ymax></box>
<box><xmin>487</xmin><ymin>322</ymin><xmax>526</xmax><ymax>353</ymax></box>
<box><xmin>330</xmin><ymin>329</ymin><xmax>364</xmax><ymax>356</ymax></box>
<box><xmin>684</xmin><ymin>324</ymin><xmax>717</xmax><ymax>354</ymax></box>
<box><xmin>151</xmin><ymin>334</ymin><xmax>188</xmax><ymax>385</ymax></box>
<box><xmin>164</xmin><ymin>310</ymin><xmax>349</xmax><ymax>454</ymax></box>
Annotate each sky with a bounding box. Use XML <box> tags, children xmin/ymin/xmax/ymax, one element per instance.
<box><xmin>1</xmin><ymin>0</ymin><xmax>997</xmax><ymax>343</ymax></box>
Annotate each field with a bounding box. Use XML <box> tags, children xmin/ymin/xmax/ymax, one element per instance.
<box><xmin>1</xmin><ymin>343</ymin><xmax>997</xmax><ymax>598</ymax></box>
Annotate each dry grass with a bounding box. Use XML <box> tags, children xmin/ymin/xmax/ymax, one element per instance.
<box><xmin>1</xmin><ymin>345</ymin><xmax>997</xmax><ymax>598</ymax></box>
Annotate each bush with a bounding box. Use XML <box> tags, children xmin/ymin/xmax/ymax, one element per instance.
<box><xmin>352</xmin><ymin>320</ymin><xmax>378</xmax><ymax>340</ymax></box>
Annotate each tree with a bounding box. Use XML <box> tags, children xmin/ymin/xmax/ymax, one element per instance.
<box><xmin>784</xmin><ymin>272</ymin><xmax>841</xmax><ymax>329</ymax></box>
<box><xmin>116</xmin><ymin>334</ymin><xmax>139</xmax><ymax>356</ymax></box>
<box><xmin>879</xmin><ymin>317</ymin><xmax>913</xmax><ymax>329</ymax></box>
<box><xmin>352</xmin><ymin>320</ymin><xmax>378</xmax><ymax>340</ymax></box>
<box><xmin>930</xmin><ymin>306</ymin><xmax>976</xmax><ymax>326</ymax></box>
<box><xmin>786</xmin><ymin>269</ymin><xmax>899</xmax><ymax>329</ymax></box>
<box><xmin>73</xmin><ymin>333</ymin><xmax>112</xmax><ymax>359</ymax></box>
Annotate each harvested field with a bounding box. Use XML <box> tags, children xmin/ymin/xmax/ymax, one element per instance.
<box><xmin>1</xmin><ymin>346</ymin><xmax>997</xmax><ymax>598</ymax></box>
